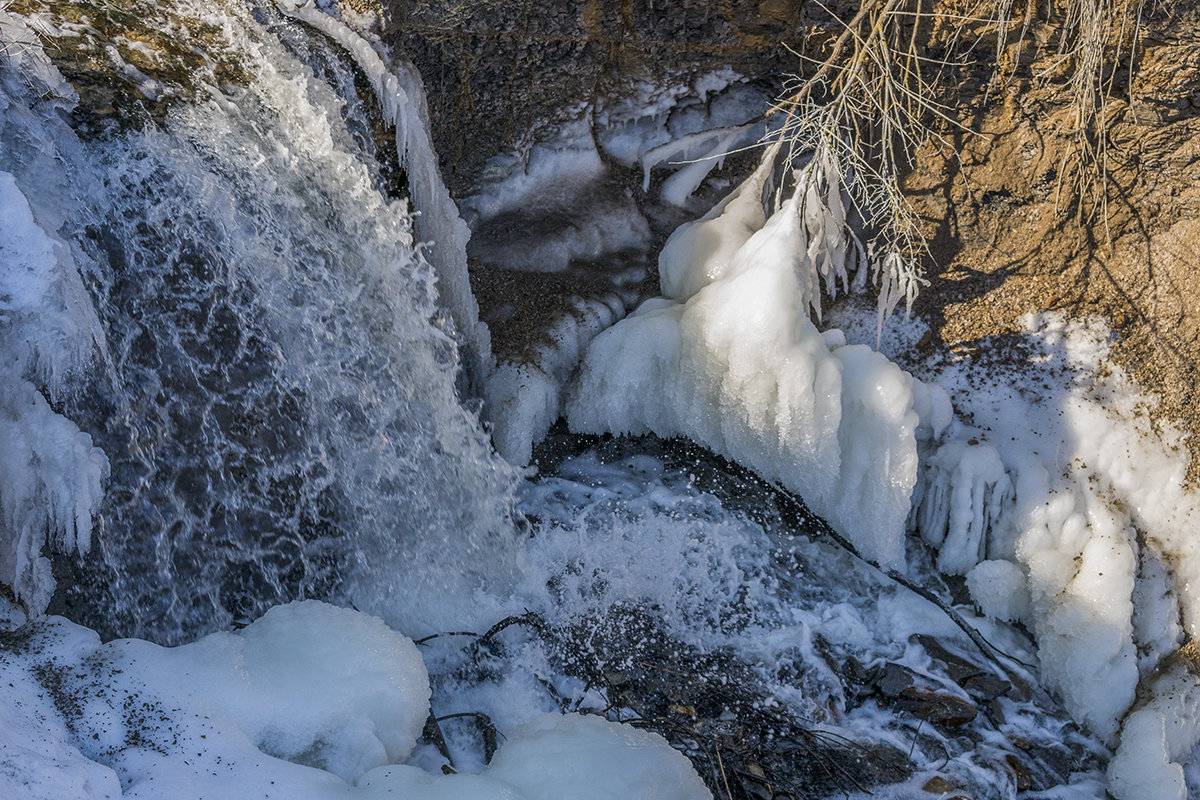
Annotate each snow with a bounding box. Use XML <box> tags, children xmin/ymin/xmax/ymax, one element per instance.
<box><xmin>485</xmin><ymin>713</ymin><xmax>711</xmax><ymax>800</ymax></box>
<box><xmin>833</xmin><ymin>303</ymin><xmax>1200</xmax><ymax>787</ymax></box>
<box><xmin>362</xmin><ymin>715</ymin><xmax>710</xmax><ymax>800</ymax></box>
<box><xmin>115</xmin><ymin>601</ymin><xmax>430</xmax><ymax>782</ymax></box>
<box><xmin>0</xmin><ymin>601</ymin><xmax>710</xmax><ymax>800</ymax></box>
<box><xmin>0</xmin><ymin>643</ymin><xmax>122</xmax><ymax>800</ymax></box>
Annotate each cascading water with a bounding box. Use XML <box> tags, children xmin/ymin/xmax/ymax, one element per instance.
<box><xmin>1</xmin><ymin>0</ymin><xmax>520</xmax><ymax>643</ymax></box>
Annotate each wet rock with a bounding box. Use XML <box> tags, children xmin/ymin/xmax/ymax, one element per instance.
<box><xmin>912</xmin><ymin>634</ymin><xmax>1020</xmax><ymax>703</ymax></box>
<box><xmin>922</xmin><ymin>775</ymin><xmax>953</xmax><ymax>793</ymax></box>
<box><xmin>875</xmin><ymin>662</ymin><xmax>979</xmax><ymax>728</ymax></box>
<box><xmin>9</xmin><ymin>0</ymin><xmax>253</xmax><ymax>135</ymax></box>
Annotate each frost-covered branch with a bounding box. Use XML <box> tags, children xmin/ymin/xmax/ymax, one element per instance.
<box><xmin>765</xmin><ymin>0</ymin><xmax>938</xmax><ymax>325</ymax></box>
<box><xmin>759</xmin><ymin>0</ymin><xmax>1149</xmax><ymax>321</ymax></box>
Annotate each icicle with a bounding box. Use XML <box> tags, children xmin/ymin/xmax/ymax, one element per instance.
<box><xmin>917</xmin><ymin>437</ymin><xmax>1013</xmax><ymax>574</ymax></box>
<box><xmin>0</xmin><ymin>379</ymin><xmax>108</xmax><ymax>614</ymax></box>
<box><xmin>640</xmin><ymin>123</ymin><xmax>752</xmax><ymax>207</ymax></box>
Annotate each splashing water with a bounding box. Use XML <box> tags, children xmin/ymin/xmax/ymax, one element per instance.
<box><xmin>1</xmin><ymin>0</ymin><xmax>520</xmax><ymax>643</ymax></box>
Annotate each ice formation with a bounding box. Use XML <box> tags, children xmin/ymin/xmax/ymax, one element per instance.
<box><xmin>570</xmin><ymin>117</ymin><xmax>1200</xmax><ymax>782</ymax></box>
<box><xmin>595</xmin><ymin>70</ymin><xmax>769</xmax><ymax>209</ymax></box>
<box><xmin>0</xmin><ymin>601</ymin><xmax>710</xmax><ymax>800</ymax></box>
<box><xmin>568</xmin><ymin>152</ymin><xmax>940</xmax><ymax>569</ymax></box>
<box><xmin>913</xmin><ymin>316</ymin><xmax>1197</xmax><ymax>754</ymax></box>
<box><xmin>1108</xmin><ymin>648</ymin><xmax>1200</xmax><ymax>800</ymax></box>
<box><xmin>831</xmin><ymin>306</ymin><xmax>1200</xmax><ymax>793</ymax></box>
<box><xmin>640</xmin><ymin>123</ymin><xmax>755</xmax><ymax>207</ymax></box>
<box><xmin>484</xmin><ymin>293</ymin><xmax>628</xmax><ymax>464</ymax></box>
<box><xmin>0</xmin><ymin>20</ymin><xmax>109</xmax><ymax>616</ymax></box>
<box><xmin>456</xmin><ymin>67</ymin><xmax>772</xmax><ymax>465</ymax></box>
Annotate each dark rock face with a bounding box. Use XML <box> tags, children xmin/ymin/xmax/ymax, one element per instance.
<box><xmin>383</xmin><ymin>0</ymin><xmax>811</xmax><ymax>196</ymax></box>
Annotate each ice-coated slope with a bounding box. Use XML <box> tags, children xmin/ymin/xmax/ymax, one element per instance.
<box><xmin>832</xmin><ymin>304</ymin><xmax>1200</xmax><ymax>796</ymax></box>
<box><xmin>568</xmin><ymin>156</ymin><xmax>945</xmax><ymax>569</ymax></box>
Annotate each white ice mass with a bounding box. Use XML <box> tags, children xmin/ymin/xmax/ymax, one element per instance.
<box><xmin>567</xmin><ymin>152</ymin><xmax>939</xmax><ymax>569</ymax></box>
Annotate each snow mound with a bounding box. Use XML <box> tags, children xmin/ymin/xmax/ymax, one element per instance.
<box><xmin>568</xmin><ymin>156</ymin><xmax>942</xmax><ymax>569</ymax></box>
<box><xmin>0</xmin><ymin>601</ymin><xmax>711</xmax><ymax>800</ymax></box>
<box><xmin>486</xmin><ymin>713</ymin><xmax>712</xmax><ymax>800</ymax></box>
<box><xmin>109</xmin><ymin>600</ymin><xmax>431</xmax><ymax>782</ymax></box>
<box><xmin>365</xmin><ymin>714</ymin><xmax>710</xmax><ymax>800</ymax></box>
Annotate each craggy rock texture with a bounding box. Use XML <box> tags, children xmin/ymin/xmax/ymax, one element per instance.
<box><xmin>384</xmin><ymin>0</ymin><xmax>809</xmax><ymax>196</ymax></box>
<box><xmin>901</xmin><ymin>0</ymin><xmax>1200</xmax><ymax>480</ymax></box>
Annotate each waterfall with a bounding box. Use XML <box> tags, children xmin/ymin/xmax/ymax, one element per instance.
<box><xmin>0</xmin><ymin>0</ymin><xmax>519</xmax><ymax>642</ymax></box>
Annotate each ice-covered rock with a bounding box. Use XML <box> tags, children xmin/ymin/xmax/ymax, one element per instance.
<box><xmin>0</xmin><ymin>379</ymin><xmax>107</xmax><ymax>615</ymax></box>
<box><xmin>1109</xmin><ymin>647</ymin><xmax>1200</xmax><ymax>800</ymax></box>
<box><xmin>0</xmin><ymin>44</ymin><xmax>109</xmax><ymax>616</ymax></box>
